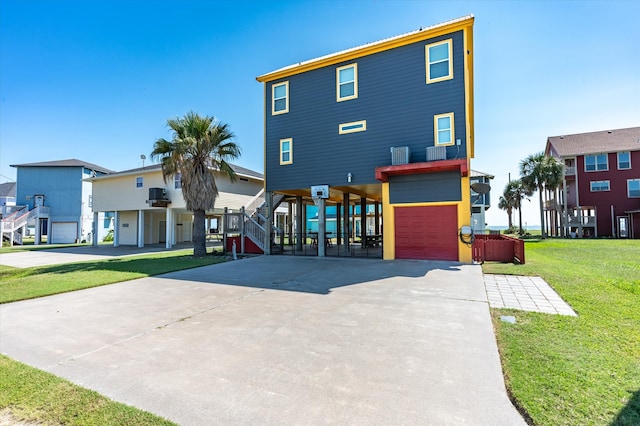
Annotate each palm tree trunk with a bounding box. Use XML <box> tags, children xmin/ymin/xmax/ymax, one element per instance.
<box><xmin>518</xmin><ymin>207</ymin><xmax>523</xmax><ymax>235</ymax></box>
<box><xmin>538</xmin><ymin>186</ymin><xmax>546</xmax><ymax>239</ymax></box>
<box><xmin>508</xmin><ymin>208</ymin><xmax>513</xmax><ymax>229</ymax></box>
<box><xmin>193</xmin><ymin>209</ymin><xmax>207</xmax><ymax>257</ymax></box>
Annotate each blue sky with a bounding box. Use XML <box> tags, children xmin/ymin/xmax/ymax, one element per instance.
<box><xmin>1</xmin><ymin>0</ymin><xmax>639</xmax><ymax>227</ymax></box>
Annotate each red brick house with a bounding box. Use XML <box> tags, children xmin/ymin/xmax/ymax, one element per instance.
<box><xmin>545</xmin><ymin>127</ymin><xmax>640</xmax><ymax>238</ymax></box>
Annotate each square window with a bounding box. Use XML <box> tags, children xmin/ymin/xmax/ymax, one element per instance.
<box><xmin>272</xmin><ymin>81</ymin><xmax>289</xmax><ymax>115</ymax></box>
<box><xmin>590</xmin><ymin>180</ymin><xmax>610</xmax><ymax>192</ymax></box>
<box><xmin>280</xmin><ymin>138</ymin><xmax>292</xmax><ymax>165</ymax></box>
<box><xmin>136</xmin><ymin>177</ymin><xmax>143</xmax><ymax>188</ymax></box>
<box><xmin>426</xmin><ymin>39</ymin><xmax>453</xmax><ymax>83</ymax></box>
<box><xmin>585</xmin><ymin>154</ymin><xmax>608</xmax><ymax>172</ymax></box>
<box><xmin>628</xmin><ymin>179</ymin><xmax>640</xmax><ymax>198</ymax></box>
<box><xmin>434</xmin><ymin>113</ymin><xmax>454</xmax><ymax>145</ymax></box>
<box><xmin>336</xmin><ymin>63</ymin><xmax>358</xmax><ymax>102</ymax></box>
<box><xmin>618</xmin><ymin>151</ymin><xmax>631</xmax><ymax>169</ymax></box>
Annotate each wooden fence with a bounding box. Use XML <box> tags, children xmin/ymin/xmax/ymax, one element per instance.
<box><xmin>472</xmin><ymin>234</ymin><xmax>525</xmax><ymax>264</ymax></box>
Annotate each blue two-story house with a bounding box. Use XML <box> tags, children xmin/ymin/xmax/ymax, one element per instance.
<box><xmin>256</xmin><ymin>15</ymin><xmax>475</xmax><ymax>261</ymax></box>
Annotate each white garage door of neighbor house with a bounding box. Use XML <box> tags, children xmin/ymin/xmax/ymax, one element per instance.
<box><xmin>51</xmin><ymin>222</ymin><xmax>78</xmax><ymax>244</ymax></box>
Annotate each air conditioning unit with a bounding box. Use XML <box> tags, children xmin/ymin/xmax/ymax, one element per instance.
<box><xmin>426</xmin><ymin>145</ymin><xmax>447</xmax><ymax>161</ymax></box>
<box><xmin>149</xmin><ymin>187</ymin><xmax>167</xmax><ymax>200</ymax></box>
<box><xmin>390</xmin><ymin>146</ymin><xmax>409</xmax><ymax>165</ymax></box>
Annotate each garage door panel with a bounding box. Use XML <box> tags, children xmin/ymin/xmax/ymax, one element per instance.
<box><xmin>51</xmin><ymin>222</ymin><xmax>78</xmax><ymax>244</ymax></box>
<box><xmin>395</xmin><ymin>206</ymin><xmax>458</xmax><ymax>260</ymax></box>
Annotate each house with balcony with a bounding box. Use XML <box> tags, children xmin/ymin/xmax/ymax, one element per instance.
<box><xmin>87</xmin><ymin>163</ymin><xmax>264</xmax><ymax>248</ymax></box>
<box><xmin>2</xmin><ymin>159</ymin><xmax>113</xmax><ymax>245</ymax></box>
<box><xmin>470</xmin><ymin>170</ymin><xmax>494</xmax><ymax>234</ymax></box>
<box><xmin>544</xmin><ymin>126</ymin><xmax>640</xmax><ymax>238</ymax></box>
<box><xmin>256</xmin><ymin>15</ymin><xmax>475</xmax><ymax>261</ymax></box>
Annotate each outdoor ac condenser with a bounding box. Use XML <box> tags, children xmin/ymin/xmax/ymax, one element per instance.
<box><xmin>426</xmin><ymin>145</ymin><xmax>447</xmax><ymax>161</ymax></box>
<box><xmin>390</xmin><ymin>146</ymin><xmax>410</xmax><ymax>165</ymax></box>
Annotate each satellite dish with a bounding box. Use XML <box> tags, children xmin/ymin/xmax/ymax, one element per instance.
<box><xmin>470</xmin><ymin>182</ymin><xmax>491</xmax><ymax>195</ymax></box>
<box><xmin>140</xmin><ymin>154</ymin><xmax>146</xmax><ymax>160</ymax></box>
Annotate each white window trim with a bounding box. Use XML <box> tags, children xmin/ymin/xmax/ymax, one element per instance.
<box><xmin>280</xmin><ymin>138</ymin><xmax>293</xmax><ymax>165</ymax></box>
<box><xmin>425</xmin><ymin>39</ymin><xmax>453</xmax><ymax>84</ymax></box>
<box><xmin>174</xmin><ymin>173</ymin><xmax>182</xmax><ymax>189</ymax></box>
<box><xmin>339</xmin><ymin>120</ymin><xmax>367</xmax><ymax>134</ymax></box>
<box><xmin>628</xmin><ymin>179</ymin><xmax>640</xmax><ymax>198</ymax></box>
<box><xmin>136</xmin><ymin>176</ymin><xmax>143</xmax><ymax>188</ymax></box>
<box><xmin>590</xmin><ymin>180</ymin><xmax>610</xmax><ymax>192</ymax></box>
<box><xmin>272</xmin><ymin>81</ymin><xmax>289</xmax><ymax>115</ymax></box>
<box><xmin>336</xmin><ymin>63</ymin><xmax>358</xmax><ymax>102</ymax></box>
<box><xmin>584</xmin><ymin>153</ymin><xmax>608</xmax><ymax>172</ymax></box>
<box><xmin>434</xmin><ymin>112</ymin><xmax>455</xmax><ymax>146</ymax></box>
<box><xmin>618</xmin><ymin>151</ymin><xmax>631</xmax><ymax>170</ymax></box>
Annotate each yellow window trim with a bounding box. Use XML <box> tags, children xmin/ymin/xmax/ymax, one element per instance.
<box><xmin>339</xmin><ymin>120</ymin><xmax>367</xmax><ymax>134</ymax></box>
<box><xmin>336</xmin><ymin>63</ymin><xmax>358</xmax><ymax>102</ymax></box>
<box><xmin>434</xmin><ymin>113</ymin><xmax>454</xmax><ymax>146</ymax></box>
<box><xmin>272</xmin><ymin>81</ymin><xmax>289</xmax><ymax>115</ymax></box>
<box><xmin>280</xmin><ymin>138</ymin><xmax>293</xmax><ymax>165</ymax></box>
<box><xmin>425</xmin><ymin>39</ymin><xmax>453</xmax><ymax>84</ymax></box>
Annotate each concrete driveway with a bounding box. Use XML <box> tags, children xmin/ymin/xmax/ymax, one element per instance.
<box><xmin>0</xmin><ymin>256</ymin><xmax>525</xmax><ymax>425</ymax></box>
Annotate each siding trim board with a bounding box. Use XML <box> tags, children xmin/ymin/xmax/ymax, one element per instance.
<box><xmin>376</xmin><ymin>159</ymin><xmax>468</xmax><ymax>182</ymax></box>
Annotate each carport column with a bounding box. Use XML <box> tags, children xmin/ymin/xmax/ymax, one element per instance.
<box><xmin>165</xmin><ymin>207</ymin><xmax>172</xmax><ymax>249</ymax></box>
<box><xmin>137</xmin><ymin>210</ymin><xmax>144</xmax><ymax>248</ymax></box>
<box><xmin>92</xmin><ymin>212</ymin><xmax>98</xmax><ymax>247</ymax></box>
<box><xmin>295</xmin><ymin>196</ymin><xmax>303</xmax><ymax>250</ymax></box>
<box><xmin>264</xmin><ymin>191</ymin><xmax>273</xmax><ymax>255</ymax></box>
<box><xmin>360</xmin><ymin>197</ymin><xmax>366</xmax><ymax>248</ymax></box>
<box><xmin>113</xmin><ymin>211</ymin><xmax>120</xmax><ymax>247</ymax></box>
<box><xmin>336</xmin><ymin>202</ymin><xmax>342</xmax><ymax>246</ymax></box>
<box><xmin>318</xmin><ymin>197</ymin><xmax>326</xmax><ymax>257</ymax></box>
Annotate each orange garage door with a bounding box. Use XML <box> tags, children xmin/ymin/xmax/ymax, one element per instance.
<box><xmin>395</xmin><ymin>205</ymin><xmax>458</xmax><ymax>260</ymax></box>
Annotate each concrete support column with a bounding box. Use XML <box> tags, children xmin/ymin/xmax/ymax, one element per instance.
<box><xmin>114</xmin><ymin>211</ymin><xmax>120</xmax><ymax>247</ymax></box>
<box><xmin>336</xmin><ymin>202</ymin><xmax>342</xmax><ymax>247</ymax></box>
<box><xmin>92</xmin><ymin>212</ymin><xmax>99</xmax><ymax>247</ymax></box>
<box><xmin>318</xmin><ymin>198</ymin><xmax>326</xmax><ymax>257</ymax></box>
<box><xmin>343</xmin><ymin>192</ymin><xmax>350</xmax><ymax>250</ymax></box>
<box><xmin>265</xmin><ymin>191</ymin><xmax>273</xmax><ymax>255</ymax></box>
<box><xmin>287</xmin><ymin>202</ymin><xmax>293</xmax><ymax>246</ymax></box>
<box><xmin>165</xmin><ymin>208</ymin><xmax>172</xmax><ymax>249</ymax></box>
<box><xmin>374</xmin><ymin>202</ymin><xmax>380</xmax><ymax>234</ymax></box>
<box><xmin>138</xmin><ymin>210</ymin><xmax>144</xmax><ymax>248</ymax></box>
<box><xmin>360</xmin><ymin>197</ymin><xmax>367</xmax><ymax>248</ymax></box>
<box><xmin>295</xmin><ymin>196</ymin><xmax>303</xmax><ymax>250</ymax></box>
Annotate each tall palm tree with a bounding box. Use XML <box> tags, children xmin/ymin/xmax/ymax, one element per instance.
<box><xmin>151</xmin><ymin>112</ymin><xmax>241</xmax><ymax>257</ymax></box>
<box><xmin>498</xmin><ymin>182</ymin><xmax>518</xmax><ymax>230</ymax></box>
<box><xmin>520</xmin><ymin>152</ymin><xmax>564</xmax><ymax>238</ymax></box>
<box><xmin>505</xmin><ymin>179</ymin><xmax>532</xmax><ymax>235</ymax></box>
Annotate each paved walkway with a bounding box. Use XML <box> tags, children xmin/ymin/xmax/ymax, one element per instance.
<box><xmin>483</xmin><ymin>274</ymin><xmax>577</xmax><ymax>316</ymax></box>
<box><xmin>1</xmin><ymin>256</ymin><xmax>526</xmax><ymax>425</ymax></box>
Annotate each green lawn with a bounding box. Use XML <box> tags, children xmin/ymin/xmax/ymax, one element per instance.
<box><xmin>483</xmin><ymin>239</ymin><xmax>640</xmax><ymax>426</ymax></box>
<box><xmin>0</xmin><ymin>249</ymin><xmax>228</xmax><ymax>424</ymax></box>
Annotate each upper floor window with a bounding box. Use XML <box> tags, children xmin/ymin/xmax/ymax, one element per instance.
<box><xmin>136</xmin><ymin>177</ymin><xmax>143</xmax><ymax>188</ymax></box>
<box><xmin>280</xmin><ymin>138</ymin><xmax>293</xmax><ymax>165</ymax></box>
<box><xmin>174</xmin><ymin>173</ymin><xmax>182</xmax><ymax>189</ymax></box>
<box><xmin>590</xmin><ymin>180</ymin><xmax>610</xmax><ymax>192</ymax></box>
<box><xmin>426</xmin><ymin>39</ymin><xmax>453</xmax><ymax>84</ymax></box>
<box><xmin>272</xmin><ymin>81</ymin><xmax>289</xmax><ymax>115</ymax></box>
<box><xmin>339</xmin><ymin>120</ymin><xmax>367</xmax><ymax>134</ymax></box>
<box><xmin>618</xmin><ymin>151</ymin><xmax>631</xmax><ymax>170</ymax></box>
<box><xmin>434</xmin><ymin>112</ymin><xmax>454</xmax><ymax>146</ymax></box>
<box><xmin>628</xmin><ymin>179</ymin><xmax>640</xmax><ymax>198</ymax></box>
<box><xmin>336</xmin><ymin>63</ymin><xmax>358</xmax><ymax>102</ymax></box>
<box><xmin>585</xmin><ymin>154</ymin><xmax>608</xmax><ymax>172</ymax></box>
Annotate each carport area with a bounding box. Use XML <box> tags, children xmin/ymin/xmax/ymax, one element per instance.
<box><xmin>0</xmin><ymin>256</ymin><xmax>525</xmax><ymax>425</ymax></box>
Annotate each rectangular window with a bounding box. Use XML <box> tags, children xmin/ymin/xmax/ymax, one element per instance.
<box><xmin>88</xmin><ymin>195</ymin><xmax>93</xmax><ymax>208</ymax></box>
<box><xmin>174</xmin><ymin>173</ymin><xmax>182</xmax><ymax>189</ymax></box>
<box><xmin>434</xmin><ymin>113</ymin><xmax>454</xmax><ymax>146</ymax></box>
<box><xmin>339</xmin><ymin>120</ymin><xmax>367</xmax><ymax>134</ymax></box>
<box><xmin>136</xmin><ymin>177</ymin><xmax>143</xmax><ymax>188</ymax></box>
<box><xmin>336</xmin><ymin>63</ymin><xmax>358</xmax><ymax>102</ymax></box>
<box><xmin>618</xmin><ymin>151</ymin><xmax>631</xmax><ymax>169</ymax></box>
<box><xmin>585</xmin><ymin>154</ymin><xmax>608</xmax><ymax>172</ymax></box>
<box><xmin>272</xmin><ymin>81</ymin><xmax>289</xmax><ymax>115</ymax></box>
<box><xmin>280</xmin><ymin>138</ymin><xmax>292</xmax><ymax>165</ymax></box>
<box><xmin>590</xmin><ymin>180</ymin><xmax>610</xmax><ymax>192</ymax></box>
<box><xmin>426</xmin><ymin>39</ymin><xmax>453</xmax><ymax>83</ymax></box>
<box><xmin>628</xmin><ymin>179</ymin><xmax>640</xmax><ymax>198</ymax></box>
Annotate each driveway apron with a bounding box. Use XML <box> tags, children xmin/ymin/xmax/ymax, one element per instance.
<box><xmin>0</xmin><ymin>256</ymin><xmax>525</xmax><ymax>425</ymax></box>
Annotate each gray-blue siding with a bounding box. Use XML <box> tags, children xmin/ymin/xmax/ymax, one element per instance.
<box><xmin>16</xmin><ymin>167</ymin><xmax>85</xmax><ymax>218</ymax></box>
<box><xmin>389</xmin><ymin>172</ymin><xmax>462</xmax><ymax>204</ymax></box>
<box><xmin>265</xmin><ymin>30</ymin><xmax>467</xmax><ymax>192</ymax></box>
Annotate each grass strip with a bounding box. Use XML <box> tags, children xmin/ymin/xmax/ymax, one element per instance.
<box><xmin>0</xmin><ymin>354</ymin><xmax>176</xmax><ymax>425</ymax></box>
<box><xmin>483</xmin><ymin>239</ymin><xmax>640</xmax><ymax>426</ymax></box>
<box><xmin>0</xmin><ymin>249</ymin><xmax>226</xmax><ymax>303</ymax></box>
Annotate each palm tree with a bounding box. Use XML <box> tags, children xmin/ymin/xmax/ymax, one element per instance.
<box><xmin>498</xmin><ymin>183</ymin><xmax>517</xmax><ymax>230</ymax></box>
<box><xmin>520</xmin><ymin>152</ymin><xmax>564</xmax><ymax>238</ymax></box>
<box><xmin>151</xmin><ymin>112</ymin><xmax>241</xmax><ymax>257</ymax></box>
<box><xmin>504</xmin><ymin>179</ymin><xmax>532</xmax><ymax>235</ymax></box>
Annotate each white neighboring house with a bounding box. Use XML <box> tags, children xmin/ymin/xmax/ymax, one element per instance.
<box><xmin>87</xmin><ymin>163</ymin><xmax>264</xmax><ymax>248</ymax></box>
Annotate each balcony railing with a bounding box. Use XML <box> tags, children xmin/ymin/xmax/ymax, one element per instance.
<box><xmin>564</xmin><ymin>166</ymin><xmax>576</xmax><ymax>176</ymax></box>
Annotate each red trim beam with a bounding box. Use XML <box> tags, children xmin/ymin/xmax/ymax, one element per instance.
<box><xmin>375</xmin><ymin>159</ymin><xmax>469</xmax><ymax>182</ymax></box>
